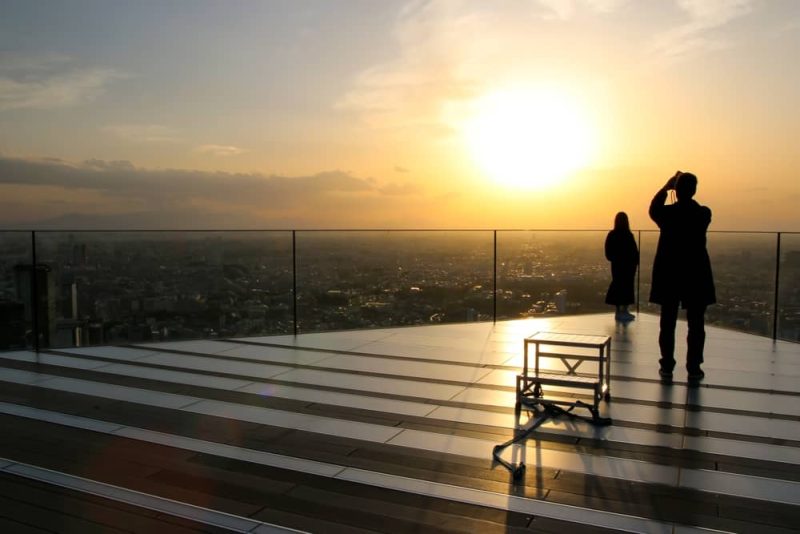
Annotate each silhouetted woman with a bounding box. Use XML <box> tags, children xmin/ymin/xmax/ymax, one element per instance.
<box><xmin>605</xmin><ymin>212</ymin><xmax>639</xmax><ymax>322</ymax></box>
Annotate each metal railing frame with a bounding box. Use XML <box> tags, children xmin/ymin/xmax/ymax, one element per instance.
<box><xmin>2</xmin><ymin>228</ymin><xmax>795</xmax><ymax>350</ymax></box>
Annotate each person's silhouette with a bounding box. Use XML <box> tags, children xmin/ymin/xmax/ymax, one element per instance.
<box><xmin>649</xmin><ymin>171</ymin><xmax>716</xmax><ymax>384</ymax></box>
<box><xmin>605</xmin><ymin>212</ymin><xmax>638</xmax><ymax>322</ymax></box>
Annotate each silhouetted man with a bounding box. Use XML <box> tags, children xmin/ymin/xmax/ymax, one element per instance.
<box><xmin>649</xmin><ymin>171</ymin><xmax>716</xmax><ymax>384</ymax></box>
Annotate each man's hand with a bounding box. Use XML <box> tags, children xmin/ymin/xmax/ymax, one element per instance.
<box><xmin>664</xmin><ymin>170</ymin><xmax>682</xmax><ymax>190</ymax></box>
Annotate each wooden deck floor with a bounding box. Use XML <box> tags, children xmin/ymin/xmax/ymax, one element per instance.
<box><xmin>1</xmin><ymin>313</ymin><xmax>799</xmax><ymax>533</ymax></box>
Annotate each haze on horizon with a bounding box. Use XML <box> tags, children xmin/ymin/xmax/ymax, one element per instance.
<box><xmin>1</xmin><ymin>0</ymin><xmax>798</xmax><ymax>231</ymax></box>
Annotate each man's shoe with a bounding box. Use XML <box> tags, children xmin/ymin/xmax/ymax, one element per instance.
<box><xmin>658</xmin><ymin>369</ymin><xmax>673</xmax><ymax>383</ymax></box>
<box><xmin>687</xmin><ymin>369</ymin><xmax>705</xmax><ymax>381</ymax></box>
<box><xmin>620</xmin><ymin>312</ymin><xmax>636</xmax><ymax>322</ymax></box>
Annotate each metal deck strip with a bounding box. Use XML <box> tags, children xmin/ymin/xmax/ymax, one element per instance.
<box><xmin>3</xmin><ymin>351</ymin><xmax>800</xmax><ymax>467</ymax></box>
<box><xmin>0</xmin><ymin>403</ymin><xmax>731</xmax><ymax>534</ymax></box>
<box><xmin>0</xmin><ymin>457</ymin><xmax>306</xmax><ymax>534</ymax></box>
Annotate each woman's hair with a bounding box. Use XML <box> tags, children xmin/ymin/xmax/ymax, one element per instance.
<box><xmin>614</xmin><ymin>211</ymin><xmax>630</xmax><ymax>232</ymax></box>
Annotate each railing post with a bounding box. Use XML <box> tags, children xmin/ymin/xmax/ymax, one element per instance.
<box><xmin>30</xmin><ymin>231</ymin><xmax>40</xmax><ymax>353</ymax></box>
<box><xmin>492</xmin><ymin>230</ymin><xmax>497</xmax><ymax>323</ymax></box>
<box><xmin>292</xmin><ymin>230</ymin><xmax>298</xmax><ymax>336</ymax></box>
<box><xmin>773</xmin><ymin>232</ymin><xmax>781</xmax><ymax>341</ymax></box>
<box><xmin>493</xmin><ymin>230</ymin><xmax>497</xmax><ymax>323</ymax></box>
<box><xmin>636</xmin><ymin>230</ymin><xmax>641</xmax><ymax>315</ymax></box>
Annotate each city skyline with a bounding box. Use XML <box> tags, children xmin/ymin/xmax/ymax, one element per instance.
<box><xmin>2</xmin><ymin>230</ymin><xmax>797</xmax><ymax>349</ymax></box>
<box><xmin>1</xmin><ymin>1</ymin><xmax>799</xmax><ymax>230</ymax></box>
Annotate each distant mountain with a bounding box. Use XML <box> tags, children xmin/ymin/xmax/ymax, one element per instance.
<box><xmin>5</xmin><ymin>210</ymin><xmax>275</xmax><ymax>231</ymax></box>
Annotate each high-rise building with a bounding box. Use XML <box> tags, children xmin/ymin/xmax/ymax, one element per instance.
<box><xmin>14</xmin><ymin>264</ymin><xmax>56</xmax><ymax>348</ymax></box>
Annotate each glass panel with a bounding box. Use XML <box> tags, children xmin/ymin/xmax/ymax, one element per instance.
<box><xmin>295</xmin><ymin>231</ymin><xmax>493</xmax><ymax>332</ymax></box>
<box><xmin>33</xmin><ymin>231</ymin><xmax>293</xmax><ymax>348</ymax></box>
<box><xmin>496</xmin><ymin>231</ymin><xmax>612</xmax><ymax>320</ymax></box>
<box><xmin>0</xmin><ymin>232</ymin><xmax>34</xmax><ymax>350</ymax></box>
<box><xmin>778</xmin><ymin>233</ymin><xmax>800</xmax><ymax>342</ymax></box>
<box><xmin>640</xmin><ymin>231</ymin><xmax>776</xmax><ymax>338</ymax></box>
<box><xmin>637</xmin><ymin>230</ymin><xmax>658</xmax><ymax>316</ymax></box>
<box><xmin>9</xmin><ymin>228</ymin><xmax>794</xmax><ymax>346</ymax></box>
<box><xmin>706</xmin><ymin>233</ymin><xmax>776</xmax><ymax>337</ymax></box>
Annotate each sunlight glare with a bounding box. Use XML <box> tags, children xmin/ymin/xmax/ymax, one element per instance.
<box><xmin>462</xmin><ymin>86</ymin><xmax>595</xmax><ymax>189</ymax></box>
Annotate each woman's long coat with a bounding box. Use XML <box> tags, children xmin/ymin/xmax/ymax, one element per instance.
<box><xmin>605</xmin><ymin>229</ymin><xmax>639</xmax><ymax>305</ymax></box>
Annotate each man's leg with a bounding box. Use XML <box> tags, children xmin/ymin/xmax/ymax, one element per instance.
<box><xmin>659</xmin><ymin>300</ymin><xmax>679</xmax><ymax>373</ymax></box>
<box><xmin>686</xmin><ymin>304</ymin><xmax>707</xmax><ymax>375</ymax></box>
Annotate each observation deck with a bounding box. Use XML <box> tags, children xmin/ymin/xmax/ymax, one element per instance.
<box><xmin>1</xmin><ymin>312</ymin><xmax>799</xmax><ymax>533</ymax></box>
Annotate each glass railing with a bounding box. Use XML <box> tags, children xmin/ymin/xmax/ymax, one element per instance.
<box><xmin>0</xmin><ymin>231</ymin><xmax>34</xmax><ymax>350</ymax></box>
<box><xmin>0</xmin><ymin>229</ymin><xmax>797</xmax><ymax>350</ymax></box>
<box><xmin>778</xmin><ymin>233</ymin><xmax>800</xmax><ymax>341</ymax></box>
<box><xmin>496</xmin><ymin>231</ymin><xmax>610</xmax><ymax>319</ymax></box>
<box><xmin>24</xmin><ymin>231</ymin><xmax>293</xmax><ymax>348</ymax></box>
<box><xmin>639</xmin><ymin>231</ymin><xmax>780</xmax><ymax>338</ymax></box>
<box><xmin>296</xmin><ymin>231</ymin><xmax>493</xmax><ymax>331</ymax></box>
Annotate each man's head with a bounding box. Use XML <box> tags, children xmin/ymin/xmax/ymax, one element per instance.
<box><xmin>675</xmin><ymin>172</ymin><xmax>697</xmax><ymax>200</ymax></box>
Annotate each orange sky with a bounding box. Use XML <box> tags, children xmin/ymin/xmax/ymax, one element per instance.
<box><xmin>1</xmin><ymin>1</ymin><xmax>798</xmax><ymax>230</ymax></box>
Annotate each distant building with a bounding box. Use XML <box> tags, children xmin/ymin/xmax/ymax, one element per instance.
<box><xmin>15</xmin><ymin>264</ymin><xmax>56</xmax><ymax>348</ymax></box>
<box><xmin>555</xmin><ymin>289</ymin><xmax>568</xmax><ymax>314</ymax></box>
<box><xmin>72</xmin><ymin>243</ymin><xmax>88</xmax><ymax>267</ymax></box>
<box><xmin>0</xmin><ymin>300</ymin><xmax>26</xmax><ymax>349</ymax></box>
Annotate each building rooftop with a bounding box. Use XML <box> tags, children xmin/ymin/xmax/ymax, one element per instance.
<box><xmin>1</xmin><ymin>312</ymin><xmax>799</xmax><ymax>533</ymax></box>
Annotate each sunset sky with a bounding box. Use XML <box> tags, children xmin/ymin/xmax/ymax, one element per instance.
<box><xmin>1</xmin><ymin>0</ymin><xmax>798</xmax><ymax>230</ymax></box>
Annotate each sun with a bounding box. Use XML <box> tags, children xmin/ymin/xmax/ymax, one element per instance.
<box><xmin>462</xmin><ymin>86</ymin><xmax>595</xmax><ymax>189</ymax></box>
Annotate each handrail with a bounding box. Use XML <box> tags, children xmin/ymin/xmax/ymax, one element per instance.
<box><xmin>2</xmin><ymin>228</ymin><xmax>798</xmax><ymax>233</ymax></box>
<box><xmin>31</xmin><ymin>231</ymin><xmax>39</xmax><ymax>352</ymax></box>
<box><xmin>774</xmin><ymin>232</ymin><xmax>781</xmax><ymax>341</ymax></box>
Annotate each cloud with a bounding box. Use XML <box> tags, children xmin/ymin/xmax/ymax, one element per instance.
<box><xmin>536</xmin><ymin>0</ymin><xmax>577</xmax><ymax>20</ymax></box>
<box><xmin>0</xmin><ymin>54</ymin><xmax>124</xmax><ymax>111</ymax></box>
<box><xmin>338</xmin><ymin>1</ymin><xmax>630</xmax><ymax>132</ymax></box>
<box><xmin>776</xmin><ymin>18</ymin><xmax>800</xmax><ymax>35</ymax></box>
<box><xmin>378</xmin><ymin>182</ymin><xmax>420</xmax><ymax>195</ymax></box>
<box><xmin>339</xmin><ymin>0</ymin><xmax>757</xmax><ymax>138</ymax></box>
<box><xmin>194</xmin><ymin>144</ymin><xmax>247</xmax><ymax>157</ymax></box>
<box><xmin>650</xmin><ymin>0</ymin><xmax>755</xmax><ymax>59</ymax></box>
<box><xmin>529</xmin><ymin>0</ymin><xmax>631</xmax><ymax>20</ymax></box>
<box><xmin>0</xmin><ymin>156</ymin><xmax>373</xmax><ymax>205</ymax></box>
<box><xmin>582</xmin><ymin>0</ymin><xmax>630</xmax><ymax>13</ymax></box>
<box><xmin>394</xmin><ymin>165</ymin><xmax>410</xmax><ymax>173</ymax></box>
<box><xmin>336</xmin><ymin>1</ymin><xmax>487</xmax><ymax>131</ymax></box>
<box><xmin>676</xmin><ymin>0</ymin><xmax>752</xmax><ymax>23</ymax></box>
<box><xmin>103</xmin><ymin>124</ymin><xmax>183</xmax><ymax>144</ymax></box>
<box><xmin>0</xmin><ymin>52</ymin><xmax>72</xmax><ymax>72</ymax></box>
<box><xmin>83</xmin><ymin>159</ymin><xmax>137</xmax><ymax>171</ymax></box>
<box><xmin>0</xmin><ymin>156</ymin><xmax>468</xmax><ymax>229</ymax></box>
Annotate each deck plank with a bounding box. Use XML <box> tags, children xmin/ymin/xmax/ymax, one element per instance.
<box><xmin>1</xmin><ymin>315</ymin><xmax>799</xmax><ymax>532</ymax></box>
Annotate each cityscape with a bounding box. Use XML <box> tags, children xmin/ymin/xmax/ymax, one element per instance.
<box><xmin>0</xmin><ymin>230</ymin><xmax>798</xmax><ymax>350</ymax></box>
